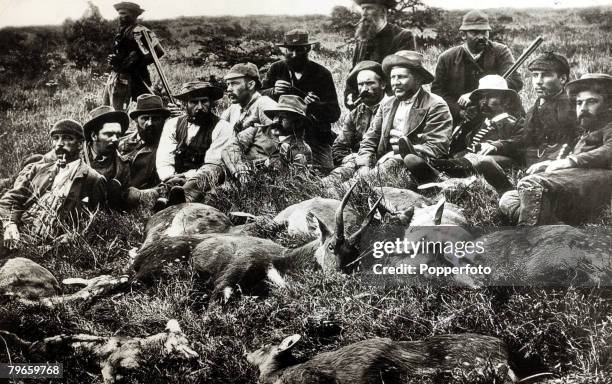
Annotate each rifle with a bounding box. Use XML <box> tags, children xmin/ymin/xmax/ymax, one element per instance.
<box><xmin>502</xmin><ymin>36</ymin><xmax>544</xmax><ymax>79</ymax></box>
<box><xmin>141</xmin><ymin>29</ymin><xmax>176</xmax><ymax>105</ymax></box>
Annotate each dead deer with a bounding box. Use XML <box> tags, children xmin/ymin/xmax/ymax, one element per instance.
<box><xmin>273</xmin><ymin>197</ymin><xmax>359</xmax><ymax>236</ymax></box>
<box><xmin>247</xmin><ymin>333</ymin><xmax>517</xmax><ymax>383</ymax></box>
<box><xmin>0</xmin><ymin>319</ymin><xmax>198</xmax><ymax>384</ymax></box>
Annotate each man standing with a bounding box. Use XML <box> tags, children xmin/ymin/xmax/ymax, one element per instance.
<box><xmin>261</xmin><ymin>29</ymin><xmax>341</xmax><ymax>172</ymax></box>
<box><xmin>103</xmin><ymin>2</ymin><xmax>165</xmax><ymax>111</ymax></box>
<box><xmin>346</xmin><ymin>0</ymin><xmax>413</xmax><ymax>108</ymax></box>
<box><xmin>329</xmin><ymin>61</ymin><xmax>386</xmax><ymax>181</ymax></box>
<box><xmin>431</xmin><ymin>10</ymin><xmax>522</xmax><ymax>124</ymax></box>
<box><xmin>156</xmin><ymin>81</ymin><xmax>233</xmax><ymax>204</ymax></box>
<box><xmin>83</xmin><ymin>106</ymin><xmax>131</xmax><ymax>208</ymax></box>
<box><xmin>356</xmin><ymin>51</ymin><xmax>453</xmax><ymax>182</ymax></box>
<box><xmin>499</xmin><ymin>74</ymin><xmax>612</xmax><ymax>225</ymax></box>
<box><xmin>222</xmin><ymin>95</ymin><xmax>313</xmax><ymax>185</ymax></box>
<box><xmin>221</xmin><ymin>62</ymin><xmax>277</xmax><ymax>133</ymax></box>
<box><xmin>1</xmin><ymin>120</ymin><xmax>106</xmax><ymax>254</ymax></box>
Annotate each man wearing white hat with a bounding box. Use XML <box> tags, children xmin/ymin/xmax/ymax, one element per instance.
<box><xmin>500</xmin><ymin>74</ymin><xmax>612</xmax><ymax>225</ymax></box>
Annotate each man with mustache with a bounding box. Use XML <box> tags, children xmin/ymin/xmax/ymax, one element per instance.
<box><xmin>0</xmin><ymin>120</ymin><xmax>106</xmax><ymax>255</ymax></box>
<box><xmin>499</xmin><ymin>74</ymin><xmax>612</xmax><ymax>225</ymax></box>
<box><xmin>327</xmin><ymin>61</ymin><xmax>386</xmax><ymax>182</ymax></box>
<box><xmin>221</xmin><ymin>63</ymin><xmax>277</xmax><ymax>133</ymax></box>
<box><xmin>103</xmin><ymin>2</ymin><xmax>165</xmax><ymax>111</ymax></box>
<box><xmin>261</xmin><ymin>29</ymin><xmax>341</xmax><ymax>173</ymax></box>
<box><xmin>83</xmin><ymin>106</ymin><xmax>131</xmax><ymax>209</ymax></box>
<box><xmin>345</xmin><ymin>0</ymin><xmax>413</xmax><ymax>109</ymax></box>
<box><xmin>222</xmin><ymin>95</ymin><xmax>313</xmax><ymax>185</ymax></box>
<box><xmin>431</xmin><ymin>10</ymin><xmax>522</xmax><ymax>125</ymax></box>
<box><xmin>156</xmin><ymin>81</ymin><xmax>233</xmax><ymax>205</ymax></box>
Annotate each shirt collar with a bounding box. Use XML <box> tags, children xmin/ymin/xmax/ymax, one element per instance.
<box><xmin>463</xmin><ymin>43</ymin><xmax>483</xmax><ymax>61</ymax></box>
<box><xmin>399</xmin><ymin>88</ymin><xmax>420</xmax><ymax>105</ymax></box>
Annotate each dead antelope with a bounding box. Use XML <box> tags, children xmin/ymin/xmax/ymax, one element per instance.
<box><xmin>0</xmin><ymin>319</ymin><xmax>198</xmax><ymax>384</ymax></box>
<box><xmin>273</xmin><ymin>197</ymin><xmax>359</xmax><ymax>236</ymax></box>
<box><xmin>247</xmin><ymin>333</ymin><xmax>517</xmax><ymax>383</ymax></box>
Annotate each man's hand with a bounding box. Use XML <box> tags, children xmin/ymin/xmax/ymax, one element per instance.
<box><xmin>545</xmin><ymin>158</ymin><xmax>573</xmax><ymax>173</ymax></box>
<box><xmin>107</xmin><ymin>54</ymin><xmax>117</xmax><ymax>66</ymax></box>
<box><xmin>163</xmin><ymin>174</ymin><xmax>186</xmax><ymax>186</ymax></box>
<box><xmin>3</xmin><ymin>223</ymin><xmax>20</xmax><ymax>250</ymax></box>
<box><xmin>304</xmin><ymin>92</ymin><xmax>320</xmax><ymax>105</ymax></box>
<box><xmin>274</xmin><ymin>80</ymin><xmax>292</xmax><ymax>96</ymax></box>
<box><xmin>457</xmin><ymin>92</ymin><xmax>473</xmax><ymax>108</ymax></box>
<box><xmin>235</xmin><ymin>171</ymin><xmax>252</xmax><ymax>185</ymax></box>
<box><xmin>477</xmin><ymin>142</ymin><xmax>497</xmax><ymax>155</ymax></box>
<box><xmin>526</xmin><ymin>160</ymin><xmax>551</xmax><ymax>175</ymax></box>
<box><xmin>167</xmin><ymin>102</ymin><xmax>183</xmax><ymax>117</ymax></box>
<box><xmin>389</xmin><ymin>129</ymin><xmax>405</xmax><ymax>154</ymax></box>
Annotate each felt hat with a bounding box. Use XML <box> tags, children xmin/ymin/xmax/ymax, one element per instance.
<box><xmin>382</xmin><ymin>50</ymin><xmax>434</xmax><ymax>84</ymax></box>
<box><xmin>128</xmin><ymin>94</ymin><xmax>170</xmax><ymax>120</ymax></box>
<box><xmin>459</xmin><ymin>10</ymin><xmax>491</xmax><ymax>31</ymax></box>
<box><xmin>264</xmin><ymin>95</ymin><xmax>310</xmax><ymax>122</ymax></box>
<box><xmin>49</xmin><ymin>119</ymin><xmax>85</xmax><ymax>140</ymax></box>
<box><xmin>113</xmin><ymin>2</ymin><xmax>145</xmax><ymax>16</ymax></box>
<box><xmin>469</xmin><ymin>75</ymin><xmax>521</xmax><ymax>107</ymax></box>
<box><xmin>353</xmin><ymin>0</ymin><xmax>396</xmax><ymax>8</ymax></box>
<box><xmin>83</xmin><ymin>106</ymin><xmax>129</xmax><ymax>140</ymax></box>
<box><xmin>566</xmin><ymin>73</ymin><xmax>612</xmax><ymax>97</ymax></box>
<box><xmin>276</xmin><ymin>29</ymin><xmax>317</xmax><ymax>47</ymax></box>
<box><xmin>173</xmin><ymin>81</ymin><xmax>224</xmax><ymax>102</ymax></box>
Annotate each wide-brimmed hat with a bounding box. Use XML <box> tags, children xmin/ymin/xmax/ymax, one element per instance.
<box><xmin>381</xmin><ymin>51</ymin><xmax>434</xmax><ymax>84</ymax></box>
<box><xmin>353</xmin><ymin>0</ymin><xmax>396</xmax><ymax>8</ymax></box>
<box><xmin>276</xmin><ymin>29</ymin><xmax>317</xmax><ymax>47</ymax></box>
<box><xmin>128</xmin><ymin>94</ymin><xmax>170</xmax><ymax>120</ymax></box>
<box><xmin>83</xmin><ymin>106</ymin><xmax>129</xmax><ymax>140</ymax></box>
<box><xmin>566</xmin><ymin>73</ymin><xmax>612</xmax><ymax>98</ymax></box>
<box><xmin>173</xmin><ymin>81</ymin><xmax>224</xmax><ymax>102</ymax></box>
<box><xmin>347</xmin><ymin>60</ymin><xmax>386</xmax><ymax>89</ymax></box>
<box><xmin>527</xmin><ymin>52</ymin><xmax>570</xmax><ymax>77</ymax></box>
<box><xmin>469</xmin><ymin>75</ymin><xmax>521</xmax><ymax>107</ymax></box>
<box><xmin>264</xmin><ymin>95</ymin><xmax>310</xmax><ymax>122</ymax></box>
<box><xmin>459</xmin><ymin>10</ymin><xmax>491</xmax><ymax>31</ymax></box>
<box><xmin>49</xmin><ymin>119</ymin><xmax>84</xmax><ymax>140</ymax></box>
<box><xmin>113</xmin><ymin>2</ymin><xmax>144</xmax><ymax>16</ymax></box>
<box><xmin>223</xmin><ymin>63</ymin><xmax>262</xmax><ymax>89</ymax></box>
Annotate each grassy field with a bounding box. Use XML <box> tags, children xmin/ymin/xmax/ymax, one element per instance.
<box><xmin>1</xmin><ymin>6</ymin><xmax>612</xmax><ymax>384</ymax></box>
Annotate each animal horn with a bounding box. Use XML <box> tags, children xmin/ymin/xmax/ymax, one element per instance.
<box><xmin>335</xmin><ymin>182</ymin><xmax>357</xmax><ymax>242</ymax></box>
<box><xmin>348</xmin><ymin>195</ymin><xmax>382</xmax><ymax>244</ymax></box>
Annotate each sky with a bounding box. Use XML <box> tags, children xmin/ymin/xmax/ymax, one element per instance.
<box><xmin>0</xmin><ymin>0</ymin><xmax>611</xmax><ymax>27</ymax></box>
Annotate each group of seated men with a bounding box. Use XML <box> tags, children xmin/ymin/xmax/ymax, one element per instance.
<box><xmin>2</xmin><ymin>4</ymin><xmax>612</xmax><ymax>255</ymax></box>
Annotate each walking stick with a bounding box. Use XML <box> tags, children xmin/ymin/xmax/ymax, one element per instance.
<box><xmin>141</xmin><ymin>29</ymin><xmax>176</xmax><ymax>104</ymax></box>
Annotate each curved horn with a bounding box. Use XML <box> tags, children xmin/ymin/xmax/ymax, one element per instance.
<box><xmin>348</xmin><ymin>195</ymin><xmax>382</xmax><ymax>244</ymax></box>
<box><xmin>335</xmin><ymin>182</ymin><xmax>358</xmax><ymax>241</ymax></box>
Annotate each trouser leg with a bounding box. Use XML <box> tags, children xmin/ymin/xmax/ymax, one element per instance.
<box><xmin>499</xmin><ymin>190</ymin><xmax>520</xmax><ymax>224</ymax></box>
<box><xmin>307</xmin><ymin>137</ymin><xmax>334</xmax><ymax>174</ymax></box>
<box><xmin>403</xmin><ymin>154</ymin><xmax>439</xmax><ymax>183</ymax></box>
<box><xmin>183</xmin><ymin>164</ymin><xmax>225</xmax><ymax>203</ymax></box>
<box><xmin>464</xmin><ymin>155</ymin><xmax>514</xmax><ymax>194</ymax></box>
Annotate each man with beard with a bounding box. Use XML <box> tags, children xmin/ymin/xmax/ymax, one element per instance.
<box><xmin>222</xmin><ymin>95</ymin><xmax>313</xmax><ymax>185</ymax></box>
<box><xmin>1</xmin><ymin>120</ymin><xmax>106</xmax><ymax>255</ymax></box>
<box><xmin>103</xmin><ymin>2</ymin><xmax>165</xmax><ymax>111</ymax></box>
<box><xmin>345</xmin><ymin>0</ymin><xmax>413</xmax><ymax>108</ymax></box>
<box><xmin>83</xmin><ymin>106</ymin><xmax>131</xmax><ymax>209</ymax></box>
<box><xmin>355</xmin><ymin>51</ymin><xmax>452</xmax><ymax>183</ymax></box>
<box><xmin>221</xmin><ymin>63</ymin><xmax>277</xmax><ymax>133</ymax></box>
<box><xmin>261</xmin><ymin>29</ymin><xmax>341</xmax><ymax>173</ymax></box>
<box><xmin>327</xmin><ymin>61</ymin><xmax>386</xmax><ymax>182</ymax></box>
<box><xmin>431</xmin><ymin>10</ymin><xmax>522</xmax><ymax>125</ymax></box>
<box><xmin>156</xmin><ymin>81</ymin><xmax>233</xmax><ymax>205</ymax></box>
<box><xmin>118</xmin><ymin>94</ymin><xmax>170</xmax><ymax>206</ymax></box>
<box><xmin>499</xmin><ymin>74</ymin><xmax>612</xmax><ymax>225</ymax></box>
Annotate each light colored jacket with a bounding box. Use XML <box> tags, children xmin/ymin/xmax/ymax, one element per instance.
<box><xmin>220</xmin><ymin>92</ymin><xmax>276</xmax><ymax>132</ymax></box>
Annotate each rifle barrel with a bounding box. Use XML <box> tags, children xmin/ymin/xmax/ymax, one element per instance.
<box><xmin>142</xmin><ymin>30</ymin><xmax>176</xmax><ymax>104</ymax></box>
<box><xmin>502</xmin><ymin>36</ymin><xmax>544</xmax><ymax>79</ymax></box>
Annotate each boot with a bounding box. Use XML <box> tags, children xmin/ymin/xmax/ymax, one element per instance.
<box><xmin>517</xmin><ymin>185</ymin><xmax>546</xmax><ymax>226</ymax></box>
<box><xmin>125</xmin><ymin>187</ymin><xmax>160</xmax><ymax>207</ymax></box>
<box><xmin>168</xmin><ymin>186</ymin><xmax>186</xmax><ymax>206</ymax></box>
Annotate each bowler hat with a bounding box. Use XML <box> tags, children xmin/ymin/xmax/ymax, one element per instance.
<box><xmin>224</xmin><ymin>63</ymin><xmax>262</xmax><ymax>89</ymax></box>
<box><xmin>113</xmin><ymin>2</ymin><xmax>145</xmax><ymax>16</ymax></box>
<box><xmin>347</xmin><ymin>60</ymin><xmax>386</xmax><ymax>89</ymax></box>
<box><xmin>128</xmin><ymin>94</ymin><xmax>170</xmax><ymax>120</ymax></box>
<box><xmin>264</xmin><ymin>95</ymin><xmax>311</xmax><ymax>123</ymax></box>
<box><xmin>49</xmin><ymin>119</ymin><xmax>84</xmax><ymax>140</ymax></box>
<box><xmin>566</xmin><ymin>73</ymin><xmax>612</xmax><ymax>97</ymax></box>
<box><xmin>173</xmin><ymin>81</ymin><xmax>224</xmax><ymax>102</ymax></box>
<box><xmin>83</xmin><ymin>106</ymin><xmax>129</xmax><ymax>140</ymax></box>
<box><xmin>459</xmin><ymin>10</ymin><xmax>491</xmax><ymax>31</ymax></box>
<box><xmin>528</xmin><ymin>52</ymin><xmax>570</xmax><ymax>77</ymax></box>
<box><xmin>469</xmin><ymin>75</ymin><xmax>521</xmax><ymax>108</ymax></box>
<box><xmin>381</xmin><ymin>51</ymin><xmax>434</xmax><ymax>84</ymax></box>
<box><xmin>353</xmin><ymin>0</ymin><xmax>396</xmax><ymax>8</ymax></box>
<box><xmin>276</xmin><ymin>29</ymin><xmax>317</xmax><ymax>47</ymax></box>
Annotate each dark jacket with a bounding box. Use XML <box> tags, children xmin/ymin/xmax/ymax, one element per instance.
<box><xmin>261</xmin><ymin>60</ymin><xmax>341</xmax><ymax>145</ymax></box>
<box><xmin>0</xmin><ymin>160</ymin><xmax>106</xmax><ymax>226</ymax></box>
<box><xmin>351</xmin><ymin>23</ymin><xmax>414</xmax><ymax>67</ymax></box>
<box><xmin>357</xmin><ymin>89</ymin><xmax>453</xmax><ymax>167</ymax></box>
<box><xmin>569</xmin><ymin>121</ymin><xmax>612</xmax><ymax>169</ymax></box>
<box><xmin>118</xmin><ymin>130</ymin><xmax>160</xmax><ymax>189</ymax></box>
<box><xmin>431</xmin><ymin>42</ymin><xmax>523</xmax><ymax>122</ymax></box>
<box><xmin>85</xmin><ymin>146</ymin><xmax>131</xmax><ymax>208</ymax></box>
<box><xmin>332</xmin><ymin>103</ymin><xmax>378</xmax><ymax>166</ymax></box>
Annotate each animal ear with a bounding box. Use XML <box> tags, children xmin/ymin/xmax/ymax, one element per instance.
<box><xmin>311</xmin><ymin>213</ymin><xmax>332</xmax><ymax>242</ymax></box>
<box><xmin>433</xmin><ymin>198</ymin><xmax>446</xmax><ymax>226</ymax></box>
<box><xmin>400</xmin><ymin>206</ymin><xmax>415</xmax><ymax>226</ymax></box>
<box><xmin>278</xmin><ymin>334</ymin><xmax>301</xmax><ymax>352</ymax></box>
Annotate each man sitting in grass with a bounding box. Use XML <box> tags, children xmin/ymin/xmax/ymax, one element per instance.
<box><xmin>222</xmin><ymin>95</ymin><xmax>312</xmax><ymax>185</ymax></box>
<box><xmin>499</xmin><ymin>74</ymin><xmax>612</xmax><ymax>225</ymax></box>
<box><xmin>0</xmin><ymin>120</ymin><xmax>106</xmax><ymax>255</ymax></box>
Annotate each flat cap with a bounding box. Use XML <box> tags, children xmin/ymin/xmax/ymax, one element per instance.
<box><xmin>528</xmin><ymin>52</ymin><xmax>570</xmax><ymax>77</ymax></box>
<box><xmin>50</xmin><ymin>119</ymin><xmax>85</xmax><ymax>140</ymax></box>
<box><xmin>347</xmin><ymin>60</ymin><xmax>386</xmax><ymax>89</ymax></box>
<box><xmin>224</xmin><ymin>63</ymin><xmax>262</xmax><ymax>88</ymax></box>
